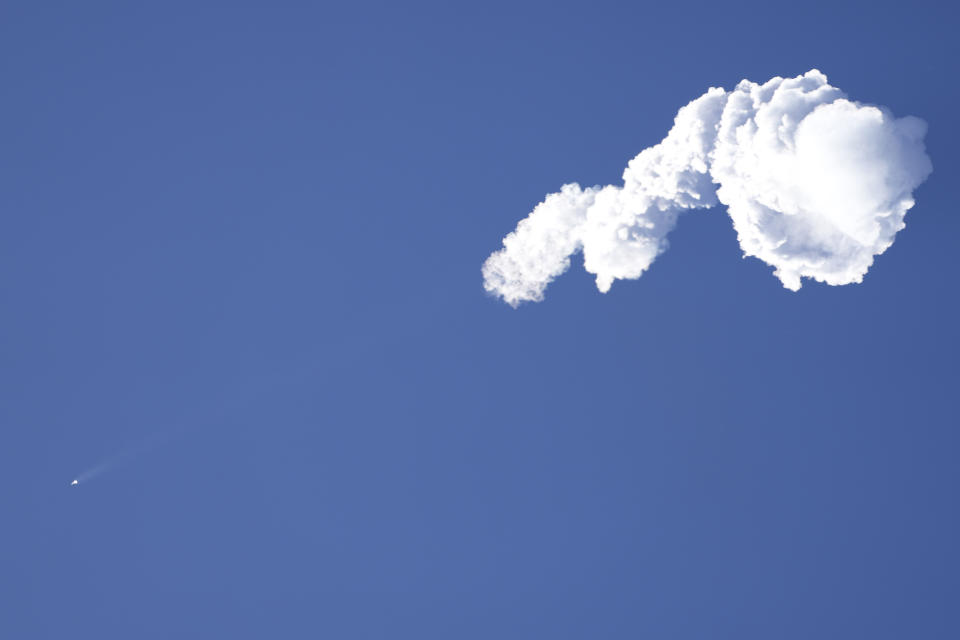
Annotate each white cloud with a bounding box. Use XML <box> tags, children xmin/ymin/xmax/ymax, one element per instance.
<box><xmin>483</xmin><ymin>70</ymin><xmax>932</xmax><ymax>305</ymax></box>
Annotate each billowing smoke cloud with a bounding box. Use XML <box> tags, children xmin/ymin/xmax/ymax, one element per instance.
<box><xmin>483</xmin><ymin>70</ymin><xmax>932</xmax><ymax>306</ymax></box>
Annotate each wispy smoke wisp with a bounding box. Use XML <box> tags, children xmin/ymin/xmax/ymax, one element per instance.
<box><xmin>483</xmin><ymin>70</ymin><xmax>932</xmax><ymax>306</ymax></box>
<box><xmin>72</xmin><ymin>434</ymin><xmax>166</xmax><ymax>484</ymax></box>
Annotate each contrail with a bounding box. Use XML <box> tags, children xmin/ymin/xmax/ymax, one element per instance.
<box><xmin>482</xmin><ymin>70</ymin><xmax>933</xmax><ymax>306</ymax></box>
<box><xmin>65</xmin><ymin>366</ymin><xmax>297</xmax><ymax>488</ymax></box>
<box><xmin>69</xmin><ymin>433</ymin><xmax>167</xmax><ymax>486</ymax></box>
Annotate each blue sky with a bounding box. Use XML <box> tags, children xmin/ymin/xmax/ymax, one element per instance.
<box><xmin>2</xmin><ymin>1</ymin><xmax>958</xmax><ymax>638</ymax></box>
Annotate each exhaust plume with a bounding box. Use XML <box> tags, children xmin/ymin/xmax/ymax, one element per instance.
<box><xmin>483</xmin><ymin>70</ymin><xmax>932</xmax><ymax>306</ymax></box>
<box><xmin>70</xmin><ymin>434</ymin><xmax>166</xmax><ymax>485</ymax></box>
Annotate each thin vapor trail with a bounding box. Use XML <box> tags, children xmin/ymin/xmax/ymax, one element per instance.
<box><xmin>70</xmin><ymin>433</ymin><xmax>168</xmax><ymax>485</ymax></box>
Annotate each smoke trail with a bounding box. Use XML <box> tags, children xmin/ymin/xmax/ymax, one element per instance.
<box><xmin>71</xmin><ymin>434</ymin><xmax>166</xmax><ymax>485</ymax></box>
<box><xmin>483</xmin><ymin>70</ymin><xmax>932</xmax><ymax>306</ymax></box>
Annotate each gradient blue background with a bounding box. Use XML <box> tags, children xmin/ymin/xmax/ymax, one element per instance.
<box><xmin>2</xmin><ymin>1</ymin><xmax>958</xmax><ymax>637</ymax></box>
